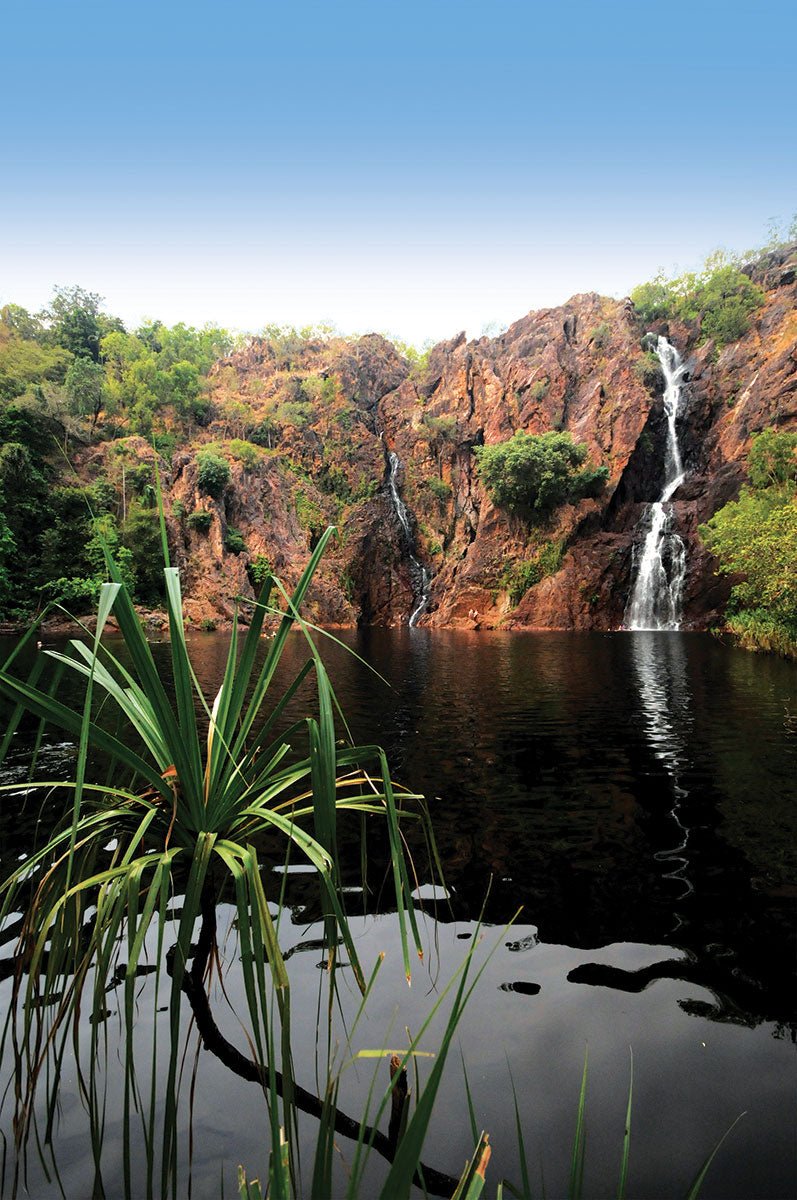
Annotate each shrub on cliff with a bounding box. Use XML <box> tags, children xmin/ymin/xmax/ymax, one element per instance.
<box><xmin>224</xmin><ymin>525</ymin><xmax>247</xmax><ymax>554</ymax></box>
<box><xmin>196</xmin><ymin>449</ymin><xmax>230</xmax><ymax>498</ymax></box>
<box><xmin>187</xmin><ymin>508</ymin><xmax>213</xmax><ymax>532</ymax></box>
<box><xmin>700</xmin><ymin>429</ymin><xmax>797</xmax><ymax>656</ymax></box>
<box><xmin>501</xmin><ymin>540</ymin><xmax>564</xmax><ymax>604</ymax></box>
<box><xmin>633</xmin><ymin>350</ymin><xmax>663</xmax><ymax>389</ymax></box>
<box><xmin>475</xmin><ymin>430</ymin><xmax>608</xmax><ymax>518</ymax></box>
<box><xmin>630</xmin><ymin>254</ymin><xmax>765</xmax><ymax>347</ymax></box>
<box><xmin>425</xmin><ymin>476</ymin><xmax>452</xmax><ymax>502</ymax></box>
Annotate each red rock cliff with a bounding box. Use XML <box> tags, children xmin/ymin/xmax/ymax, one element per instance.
<box><xmin>146</xmin><ymin>246</ymin><xmax>797</xmax><ymax>629</ymax></box>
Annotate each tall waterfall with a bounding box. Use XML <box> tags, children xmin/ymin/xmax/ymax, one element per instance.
<box><xmin>386</xmin><ymin>450</ymin><xmax>431</xmax><ymax>626</ymax></box>
<box><xmin>626</xmin><ymin>336</ymin><xmax>689</xmax><ymax>631</ymax></box>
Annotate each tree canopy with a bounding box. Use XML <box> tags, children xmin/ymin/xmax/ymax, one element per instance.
<box><xmin>630</xmin><ymin>252</ymin><xmax>766</xmax><ymax>347</ymax></box>
<box><xmin>474</xmin><ymin>430</ymin><xmax>608</xmax><ymax>518</ymax></box>
<box><xmin>700</xmin><ymin>428</ymin><xmax>797</xmax><ymax>654</ymax></box>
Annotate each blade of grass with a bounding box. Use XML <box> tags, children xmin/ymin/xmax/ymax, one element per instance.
<box><xmin>684</xmin><ymin>1112</ymin><xmax>746</xmax><ymax>1200</ymax></box>
<box><xmin>569</xmin><ymin>1046</ymin><xmax>588</xmax><ymax>1200</ymax></box>
<box><xmin>451</xmin><ymin>1132</ymin><xmax>492</xmax><ymax>1200</ymax></box>
<box><xmin>617</xmin><ymin>1048</ymin><xmax>633</xmax><ymax>1200</ymax></box>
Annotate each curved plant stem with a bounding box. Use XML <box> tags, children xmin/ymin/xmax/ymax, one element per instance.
<box><xmin>175</xmin><ymin>897</ymin><xmax>461</xmax><ymax>1199</ymax></box>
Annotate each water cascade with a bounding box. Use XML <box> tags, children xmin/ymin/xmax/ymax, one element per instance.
<box><xmin>626</xmin><ymin>336</ymin><xmax>689</xmax><ymax>630</ymax></box>
<box><xmin>386</xmin><ymin>449</ymin><xmax>431</xmax><ymax>626</ymax></box>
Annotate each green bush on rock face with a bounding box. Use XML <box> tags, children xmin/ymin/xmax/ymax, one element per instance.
<box><xmin>224</xmin><ymin>526</ymin><xmax>246</xmax><ymax>555</ymax></box>
<box><xmin>196</xmin><ymin>449</ymin><xmax>230</xmax><ymax>498</ymax></box>
<box><xmin>187</xmin><ymin>509</ymin><xmax>213</xmax><ymax>533</ymax></box>
<box><xmin>501</xmin><ymin>539</ymin><xmax>564</xmax><ymax>604</ymax></box>
<box><xmin>425</xmin><ymin>476</ymin><xmax>452</xmax><ymax>502</ymax></box>
<box><xmin>475</xmin><ymin>430</ymin><xmax>607</xmax><ymax>518</ymax></box>
<box><xmin>633</xmin><ymin>351</ymin><xmax>663</xmax><ymax>389</ymax></box>
<box><xmin>700</xmin><ymin>428</ymin><xmax>797</xmax><ymax>656</ymax></box>
<box><xmin>630</xmin><ymin>255</ymin><xmax>766</xmax><ymax>348</ymax></box>
<box><xmin>247</xmin><ymin>553</ymin><xmax>273</xmax><ymax>588</ymax></box>
<box><xmin>747</xmin><ymin>428</ymin><xmax>797</xmax><ymax>490</ymax></box>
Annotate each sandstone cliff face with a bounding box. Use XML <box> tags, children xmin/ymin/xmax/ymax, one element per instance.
<box><xmin>137</xmin><ymin>246</ymin><xmax>797</xmax><ymax>630</ymax></box>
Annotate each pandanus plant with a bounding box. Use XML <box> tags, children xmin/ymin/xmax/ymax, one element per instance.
<box><xmin>0</xmin><ymin>523</ymin><xmax>429</xmax><ymax>1194</ymax></box>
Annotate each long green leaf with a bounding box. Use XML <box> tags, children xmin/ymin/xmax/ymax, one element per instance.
<box><xmin>617</xmin><ymin>1048</ymin><xmax>633</xmax><ymax>1200</ymax></box>
<box><xmin>569</xmin><ymin>1047</ymin><xmax>588</xmax><ymax>1200</ymax></box>
<box><xmin>684</xmin><ymin>1112</ymin><xmax>746</xmax><ymax>1200</ymax></box>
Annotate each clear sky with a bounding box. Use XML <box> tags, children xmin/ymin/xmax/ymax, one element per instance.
<box><xmin>2</xmin><ymin>0</ymin><xmax>795</xmax><ymax>345</ymax></box>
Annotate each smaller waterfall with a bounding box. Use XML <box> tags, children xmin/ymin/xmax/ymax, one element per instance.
<box><xmin>386</xmin><ymin>450</ymin><xmax>432</xmax><ymax>626</ymax></box>
<box><xmin>626</xmin><ymin>337</ymin><xmax>689</xmax><ymax>631</ymax></box>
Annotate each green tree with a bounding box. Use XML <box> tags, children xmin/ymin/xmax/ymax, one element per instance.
<box><xmin>166</xmin><ymin>359</ymin><xmax>209</xmax><ymax>423</ymax></box>
<box><xmin>700</xmin><ymin>428</ymin><xmax>797</xmax><ymax>654</ymax></box>
<box><xmin>0</xmin><ymin>334</ymin><xmax>72</xmax><ymax>401</ymax></box>
<box><xmin>629</xmin><ymin>275</ymin><xmax>674</xmax><ymax>323</ymax></box>
<box><xmin>475</xmin><ymin>430</ymin><xmax>608</xmax><ymax>517</ymax></box>
<box><xmin>122</xmin><ymin>506</ymin><xmax>165</xmax><ymax>604</ymax></box>
<box><xmin>701</xmin><ymin>491</ymin><xmax>797</xmax><ymax>632</ymax></box>
<box><xmin>0</xmin><ymin>495</ymin><xmax>16</xmax><ymax>610</ymax></box>
<box><xmin>196</xmin><ymin>450</ymin><xmax>230</xmax><ymax>498</ymax></box>
<box><xmin>1</xmin><ymin>304</ymin><xmax>44</xmax><ymax>342</ymax></box>
<box><xmin>747</xmin><ymin>428</ymin><xmax>797</xmax><ymax>490</ymax></box>
<box><xmin>65</xmin><ymin>356</ymin><xmax>106</xmax><ymax>425</ymax></box>
<box><xmin>45</xmin><ymin>285</ymin><xmax>123</xmax><ymax>361</ymax></box>
<box><xmin>630</xmin><ymin>255</ymin><xmax>766</xmax><ymax>347</ymax></box>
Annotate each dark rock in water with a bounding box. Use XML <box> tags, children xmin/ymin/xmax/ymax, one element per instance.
<box><xmin>498</xmin><ymin>981</ymin><xmax>541</xmax><ymax>996</ymax></box>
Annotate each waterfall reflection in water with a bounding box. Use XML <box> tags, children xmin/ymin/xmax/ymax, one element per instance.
<box><xmin>632</xmin><ymin>632</ymin><xmax>694</xmax><ymax>914</ymax></box>
<box><xmin>1</xmin><ymin>630</ymin><xmax>795</xmax><ymax>1200</ymax></box>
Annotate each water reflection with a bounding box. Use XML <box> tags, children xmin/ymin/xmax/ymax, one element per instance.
<box><xmin>631</xmin><ymin>632</ymin><xmax>694</xmax><ymax>911</ymax></box>
<box><xmin>1</xmin><ymin>630</ymin><xmax>795</xmax><ymax>1198</ymax></box>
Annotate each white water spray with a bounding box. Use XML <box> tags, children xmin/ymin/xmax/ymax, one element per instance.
<box><xmin>626</xmin><ymin>337</ymin><xmax>689</xmax><ymax>631</ymax></box>
<box><xmin>386</xmin><ymin>450</ymin><xmax>431</xmax><ymax>627</ymax></box>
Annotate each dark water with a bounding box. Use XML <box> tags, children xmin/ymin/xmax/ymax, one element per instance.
<box><xmin>1</xmin><ymin>630</ymin><xmax>795</xmax><ymax>1198</ymax></box>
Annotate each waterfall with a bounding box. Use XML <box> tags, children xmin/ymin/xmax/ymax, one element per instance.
<box><xmin>386</xmin><ymin>450</ymin><xmax>431</xmax><ymax>626</ymax></box>
<box><xmin>626</xmin><ymin>336</ymin><xmax>688</xmax><ymax>631</ymax></box>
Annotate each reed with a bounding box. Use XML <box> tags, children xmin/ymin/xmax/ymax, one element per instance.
<box><xmin>0</xmin><ymin>523</ymin><xmax>745</xmax><ymax>1198</ymax></box>
<box><xmin>0</xmin><ymin>525</ymin><xmax>430</xmax><ymax>1195</ymax></box>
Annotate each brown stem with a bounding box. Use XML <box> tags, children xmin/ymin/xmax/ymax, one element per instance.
<box><xmin>178</xmin><ymin>895</ymin><xmax>459</xmax><ymax>1197</ymax></box>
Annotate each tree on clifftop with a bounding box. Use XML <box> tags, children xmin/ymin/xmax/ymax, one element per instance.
<box><xmin>44</xmin><ymin>285</ymin><xmax>124</xmax><ymax>361</ymax></box>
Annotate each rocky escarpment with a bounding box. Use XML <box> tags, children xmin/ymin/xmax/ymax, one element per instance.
<box><xmin>86</xmin><ymin>246</ymin><xmax>796</xmax><ymax>630</ymax></box>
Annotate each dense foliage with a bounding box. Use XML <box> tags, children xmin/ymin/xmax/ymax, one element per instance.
<box><xmin>475</xmin><ymin>430</ymin><xmax>608</xmax><ymax>518</ymax></box>
<box><xmin>0</xmin><ymin>290</ymin><xmax>234</xmax><ymax>618</ymax></box>
<box><xmin>502</xmin><ymin>540</ymin><xmax>565</xmax><ymax>604</ymax></box>
<box><xmin>196</xmin><ymin>449</ymin><xmax>231</xmax><ymax>498</ymax></box>
<box><xmin>630</xmin><ymin>252</ymin><xmax>766</xmax><ymax>347</ymax></box>
<box><xmin>700</xmin><ymin>429</ymin><xmax>797</xmax><ymax>656</ymax></box>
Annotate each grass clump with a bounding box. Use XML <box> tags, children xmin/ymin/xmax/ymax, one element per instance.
<box><xmin>425</xmin><ymin>476</ymin><xmax>452</xmax><ymax>502</ymax></box>
<box><xmin>633</xmin><ymin>350</ymin><xmax>663</xmax><ymax>389</ymax></box>
<box><xmin>186</xmin><ymin>508</ymin><xmax>213</xmax><ymax>532</ymax></box>
<box><xmin>502</xmin><ymin>540</ymin><xmax>564</xmax><ymax>604</ymax></box>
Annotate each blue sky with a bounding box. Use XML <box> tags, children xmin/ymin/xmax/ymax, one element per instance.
<box><xmin>2</xmin><ymin>0</ymin><xmax>795</xmax><ymax>344</ymax></box>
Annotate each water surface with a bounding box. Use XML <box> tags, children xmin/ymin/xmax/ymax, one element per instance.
<box><xmin>1</xmin><ymin>630</ymin><xmax>795</xmax><ymax>1198</ymax></box>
